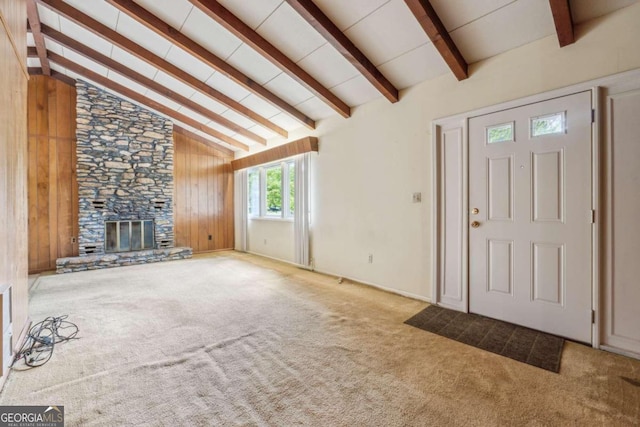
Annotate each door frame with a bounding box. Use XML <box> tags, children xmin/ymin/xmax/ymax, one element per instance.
<box><xmin>429</xmin><ymin>71</ymin><xmax>640</xmax><ymax>348</ymax></box>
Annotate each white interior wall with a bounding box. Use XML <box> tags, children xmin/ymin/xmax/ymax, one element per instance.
<box><xmin>247</xmin><ymin>219</ymin><xmax>295</xmax><ymax>263</ymax></box>
<box><xmin>237</xmin><ymin>3</ymin><xmax>640</xmax><ymax>300</ymax></box>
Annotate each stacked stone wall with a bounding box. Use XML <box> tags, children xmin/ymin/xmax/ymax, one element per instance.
<box><xmin>75</xmin><ymin>80</ymin><xmax>174</xmax><ymax>255</ymax></box>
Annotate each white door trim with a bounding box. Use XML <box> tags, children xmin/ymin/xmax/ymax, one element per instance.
<box><xmin>430</xmin><ymin>68</ymin><xmax>640</xmax><ymax>348</ymax></box>
<box><xmin>601</xmin><ymin>79</ymin><xmax>640</xmax><ymax>358</ymax></box>
<box><xmin>431</xmin><ymin>119</ymin><xmax>468</xmax><ymax>311</ymax></box>
<box><xmin>591</xmin><ymin>87</ymin><xmax>602</xmax><ymax>349</ymax></box>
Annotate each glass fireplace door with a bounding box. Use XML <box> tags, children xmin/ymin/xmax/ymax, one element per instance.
<box><xmin>105</xmin><ymin>220</ymin><xmax>154</xmax><ymax>253</ymax></box>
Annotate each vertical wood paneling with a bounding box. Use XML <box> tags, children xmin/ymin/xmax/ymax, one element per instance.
<box><xmin>27</xmin><ymin>137</ymin><xmax>38</xmax><ymax>270</ymax></box>
<box><xmin>27</xmin><ymin>75</ymin><xmax>78</xmax><ymax>273</ymax></box>
<box><xmin>36</xmin><ymin>135</ymin><xmax>50</xmax><ymax>272</ymax></box>
<box><xmin>211</xmin><ymin>157</ymin><xmax>219</xmax><ymax>251</ymax></box>
<box><xmin>48</xmin><ymin>136</ymin><xmax>58</xmax><ymax>266</ymax></box>
<box><xmin>189</xmin><ymin>139</ymin><xmax>199</xmax><ymax>248</ymax></box>
<box><xmin>57</xmin><ymin>138</ymin><xmax>73</xmax><ymax>258</ymax></box>
<box><xmin>224</xmin><ymin>162</ymin><xmax>234</xmax><ymax>246</ymax></box>
<box><xmin>198</xmin><ymin>151</ymin><xmax>208</xmax><ymax>251</ymax></box>
<box><xmin>173</xmin><ymin>131</ymin><xmax>234</xmax><ymax>253</ymax></box>
<box><xmin>174</xmin><ymin>135</ymin><xmax>187</xmax><ymax>247</ymax></box>
<box><xmin>0</xmin><ymin>0</ymin><xmax>29</xmax><ymax>378</ymax></box>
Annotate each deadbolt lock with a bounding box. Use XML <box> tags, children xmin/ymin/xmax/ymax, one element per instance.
<box><xmin>471</xmin><ymin>221</ymin><xmax>481</xmax><ymax>228</ymax></box>
<box><xmin>471</xmin><ymin>208</ymin><xmax>479</xmax><ymax>215</ymax></box>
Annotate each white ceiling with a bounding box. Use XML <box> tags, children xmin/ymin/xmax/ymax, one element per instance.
<box><xmin>27</xmin><ymin>0</ymin><xmax>638</xmax><ymax>152</ymax></box>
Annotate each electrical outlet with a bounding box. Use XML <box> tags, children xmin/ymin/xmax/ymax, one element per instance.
<box><xmin>71</xmin><ymin>236</ymin><xmax>77</xmax><ymax>244</ymax></box>
<box><xmin>413</xmin><ymin>192</ymin><xmax>422</xmax><ymax>203</ymax></box>
<box><xmin>368</xmin><ymin>254</ymin><xmax>373</xmax><ymax>264</ymax></box>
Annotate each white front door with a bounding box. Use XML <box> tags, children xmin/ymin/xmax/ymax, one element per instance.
<box><xmin>468</xmin><ymin>91</ymin><xmax>593</xmax><ymax>343</ymax></box>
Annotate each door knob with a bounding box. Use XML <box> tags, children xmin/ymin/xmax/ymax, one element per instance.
<box><xmin>471</xmin><ymin>221</ymin><xmax>481</xmax><ymax>228</ymax></box>
<box><xmin>471</xmin><ymin>208</ymin><xmax>479</xmax><ymax>215</ymax></box>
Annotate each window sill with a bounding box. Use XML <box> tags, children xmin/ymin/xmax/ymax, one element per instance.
<box><xmin>249</xmin><ymin>216</ymin><xmax>294</xmax><ymax>223</ymax></box>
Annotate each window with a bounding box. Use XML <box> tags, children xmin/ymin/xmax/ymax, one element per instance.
<box><xmin>265</xmin><ymin>165</ymin><xmax>283</xmax><ymax>217</ymax></box>
<box><xmin>530</xmin><ymin>112</ymin><xmax>566</xmax><ymax>137</ymax></box>
<box><xmin>486</xmin><ymin>122</ymin><xmax>514</xmax><ymax>144</ymax></box>
<box><xmin>248</xmin><ymin>160</ymin><xmax>295</xmax><ymax>219</ymax></box>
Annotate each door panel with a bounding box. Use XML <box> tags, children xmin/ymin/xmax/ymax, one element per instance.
<box><xmin>469</xmin><ymin>91</ymin><xmax>592</xmax><ymax>343</ymax></box>
<box><xmin>488</xmin><ymin>239</ymin><xmax>513</xmax><ymax>295</ymax></box>
<box><xmin>488</xmin><ymin>156</ymin><xmax>513</xmax><ymax>221</ymax></box>
<box><xmin>532</xmin><ymin>242</ymin><xmax>564</xmax><ymax>305</ymax></box>
<box><xmin>532</xmin><ymin>150</ymin><xmax>563</xmax><ymax>222</ymax></box>
<box><xmin>604</xmin><ymin>88</ymin><xmax>640</xmax><ymax>354</ymax></box>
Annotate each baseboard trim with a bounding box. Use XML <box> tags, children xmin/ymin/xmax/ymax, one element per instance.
<box><xmin>192</xmin><ymin>248</ymin><xmax>234</xmax><ymax>255</ymax></box>
<box><xmin>236</xmin><ymin>251</ymin><xmax>431</xmax><ymax>303</ymax></box>
<box><xmin>312</xmin><ymin>267</ymin><xmax>431</xmax><ymax>303</ymax></box>
<box><xmin>600</xmin><ymin>345</ymin><xmax>640</xmax><ymax>360</ymax></box>
<box><xmin>243</xmin><ymin>250</ymin><xmax>304</xmax><ymax>269</ymax></box>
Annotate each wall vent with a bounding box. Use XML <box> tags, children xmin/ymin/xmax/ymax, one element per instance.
<box><xmin>92</xmin><ymin>200</ymin><xmax>106</xmax><ymax>210</ymax></box>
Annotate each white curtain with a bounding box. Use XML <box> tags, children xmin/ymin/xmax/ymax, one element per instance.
<box><xmin>294</xmin><ymin>153</ymin><xmax>310</xmax><ymax>267</ymax></box>
<box><xmin>234</xmin><ymin>169</ymin><xmax>248</xmax><ymax>252</ymax></box>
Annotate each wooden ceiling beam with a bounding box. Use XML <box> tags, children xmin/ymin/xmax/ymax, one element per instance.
<box><xmin>27</xmin><ymin>46</ymin><xmax>38</xmax><ymax>57</ymax></box>
<box><xmin>47</xmin><ymin>52</ymin><xmax>249</xmax><ymax>151</ymax></box>
<box><xmin>549</xmin><ymin>0</ymin><xmax>575</xmax><ymax>47</ymax></box>
<box><xmin>284</xmin><ymin>0</ymin><xmax>399</xmax><ymax>103</ymax></box>
<box><xmin>188</xmin><ymin>0</ymin><xmax>351</xmax><ymax>118</ymax></box>
<box><xmin>27</xmin><ymin>0</ymin><xmax>51</xmax><ymax>75</ymax></box>
<box><xmin>106</xmin><ymin>0</ymin><xmax>316</xmax><ymax>130</ymax></box>
<box><xmin>39</xmin><ymin>24</ymin><xmax>266</xmax><ymax>145</ymax></box>
<box><xmin>173</xmin><ymin>126</ymin><xmax>234</xmax><ymax>158</ymax></box>
<box><xmin>404</xmin><ymin>0</ymin><xmax>468</xmax><ymax>81</ymax></box>
<box><xmin>38</xmin><ymin>0</ymin><xmax>288</xmax><ymax>138</ymax></box>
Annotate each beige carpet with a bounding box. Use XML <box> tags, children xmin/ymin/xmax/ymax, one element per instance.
<box><xmin>2</xmin><ymin>252</ymin><xmax>639</xmax><ymax>426</ymax></box>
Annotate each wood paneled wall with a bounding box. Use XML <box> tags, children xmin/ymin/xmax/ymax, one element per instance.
<box><xmin>0</xmin><ymin>0</ymin><xmax>29</xmax><ymax>376</ymax></box>
<box><xmin>174</xmin><ymin>131</ymin><xmax>234</xmax><ymax>253</ymax></box>
<box><xmin>27</xmin><ymin>75</ymin><xmax>78</xmax><ymax>273</ymax></box>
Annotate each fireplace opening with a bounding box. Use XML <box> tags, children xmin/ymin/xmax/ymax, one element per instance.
<box><xmin>105</xmin><ymin>220</ymin><xmax>154</xmax><ymax>253</ymax></box>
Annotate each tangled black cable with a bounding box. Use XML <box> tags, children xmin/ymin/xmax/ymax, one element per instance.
<box><xmin>13</xmin><ymin>315</ymin><xmax>79</xmax><ymax>368</ymax></box>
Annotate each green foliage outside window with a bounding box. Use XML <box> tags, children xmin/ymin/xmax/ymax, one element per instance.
<box><xmin>487</xmin><ymin>123</ymin><xmax>513</xmax><ymax>144</ymax></box>
<box><xmin>531</xmin><ymin>114</ymin><xmax>564</xmax><ymax>137</ymax></box>
<box><xmin>249</xmin><ymin>161</ymin><xmax>295</xmax><ymax>218</ymax></box>
<box><xmin>266</xmin><ymin>166</ymin><xmax>282</xmax><ymax>215</ymax></box>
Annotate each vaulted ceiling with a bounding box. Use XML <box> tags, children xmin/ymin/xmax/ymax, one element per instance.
<box><xmin>26</xmin><ymin>0</ymin><xmax>638</xmax><ymax>153</ymax></box>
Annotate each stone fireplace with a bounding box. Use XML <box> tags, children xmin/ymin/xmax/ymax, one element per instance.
<box><xmin>56</xmin><ymin>80</ymin><xmax>191</xmax><ymax>273</ymax></box>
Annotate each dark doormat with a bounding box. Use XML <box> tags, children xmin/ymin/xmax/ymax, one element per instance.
<box><xmin>405</xmin><ymin>305</ymin><xmax>564</xmax><ymax>372</ymax></box>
